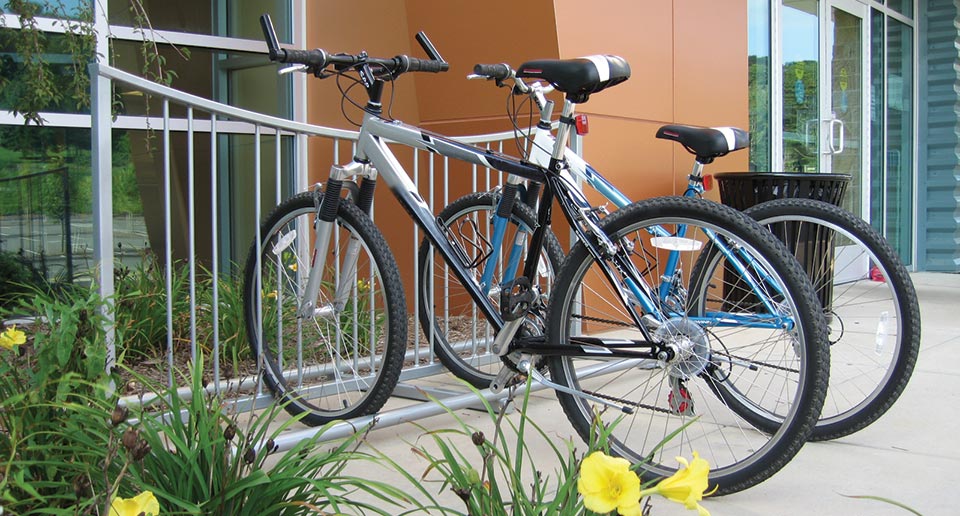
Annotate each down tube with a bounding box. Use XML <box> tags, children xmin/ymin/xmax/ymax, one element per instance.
<box><xmin>359</xmin><ymin>135</ymin><xmax>505</xmax><ymax>331</ymax></box>
<box><xmin>582</xmin><ymin>162</ymin><xmax>784</xmax><ymax>308</ymax></box>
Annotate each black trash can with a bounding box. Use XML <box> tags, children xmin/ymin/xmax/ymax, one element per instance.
<box><xmin>714</xmin><ymin>172</ymin><xmax>851</xmax><ymax>311</ymax></box>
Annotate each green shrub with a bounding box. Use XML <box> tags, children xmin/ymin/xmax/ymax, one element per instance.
<box><xmin>121</xmin><ymin>359</ymin><xmax>444</xmax><ymax>515</ymax></box>
<box><xmin>0</xmin><ymin>288</ymin><xmax>118</xmax><ymax>514</ymax></box>
<box><xmin>114</xmin><ymin>252</ymin><xmax>250</xmax><ymax>376</ymax></box>
<box><xmin>0</xmin><ymin>250</ymin><xmax>43</xmax><ymax>310</ymax></box>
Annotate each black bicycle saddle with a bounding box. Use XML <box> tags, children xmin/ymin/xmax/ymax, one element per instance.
<box><xmin>516</xmin><ymin>55</ymin><xmax>630</xmax><ymax>103</ymax></box>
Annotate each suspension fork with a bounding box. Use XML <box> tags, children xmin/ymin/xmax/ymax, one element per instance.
<box><xmin>297</xmin><ymin>160</ymin><xmax>375</xmax><ymax>319</ymax></box>
<box><xmin>479</xmin><ymin>173</ymin><xmax>526</xmax><ymax>293</ymax></box>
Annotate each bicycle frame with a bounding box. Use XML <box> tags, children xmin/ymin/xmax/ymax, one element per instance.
<box><xmin>479</xmin><ymin>86</ymin><xmax>792</xmax><ymax>331</ymax></box>
<box><xmin>298</xmin><ymin>101</ymin><xmax>660</xmax><ymax>357</ymax></box>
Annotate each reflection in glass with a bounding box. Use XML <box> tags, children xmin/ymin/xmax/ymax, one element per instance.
<box><xmin>781</xmin><ymin>0</ymin><xmax>819</xmax><ymax>173</ymax></box>
<box><xmin>0</xmin><ymin>29</ymin><xmax>93</xmax><ymax>114</ymax></box>
<box><xmin>110</xmin><ymin>41</ymin><xmax>290</xmax><ymax>118</ymax></box>
<box><xmin>107</xmin><ymin>0</ymin><xmax>291</xmax><ymax>42</ymax></box>
<box><xmin>748</xmin><ymin>0</ymin><xmax>771</xmax><ymax>171</ymax></box>
<box><xmin>870</xmin><ymin>9</ymin><xmax>885</xmax><ymax>232</ymax></box>
<box><xmin>0</xmin><ymin>0</ymin><xmax>91</xmax><ymax>19</ymax></box>
<box><xmin>886</xmin><ymin>0</ymin><xmax>913</xmax><ymax>18</ymax></box>
<box><xmin>0</xmin><ymin>126</ymin><xmax>143</xmax><ymax>283</ymax></box>
<box><xmin>885</xmin><ymin>19</ymin><xmax>913</xmax><ymax>264</ymax></box>
<box><xmin>829</xmin><ymin>7</ymin><xmax>862</xmax><ymax>215</ymax></box>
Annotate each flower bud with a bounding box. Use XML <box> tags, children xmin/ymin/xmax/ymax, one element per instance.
<box><xmin>471</xmin><ymin>431</ymin><xmax>485</xmax><ymax>446</ymax></box>
<box><xmin>73</xmin><ymin>475</ymin><xmax>91</xmax><ymax>499</ymax></box>
<box><xmin>132</xmin><ymin>440</ymin><xmax>151</xmax><ymax>461</ymax></box>
<box><xmin>111</xmin><ymin>404</ymin><xmax>129</xmax><ymax>427</ymax></box>
<box><xmin>122</xmin><ymin>427</ymin><xmax>139</xmax><ymax>451</ymax></box>
<box><xmin>243</xmin><ymin>447</ymin><xmax>256</xmax><ymax>464</ymax></box>
<box><xmin>466</xmin><ymin>466</ymin><xmax>481</xmax><ymax>485</ymax></box>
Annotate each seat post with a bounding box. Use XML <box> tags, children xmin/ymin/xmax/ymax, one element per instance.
<box><xmin>690</xmin><ymin>160</ymin><xmax>706</xmax><ymax>178</ymax></box>
<box><xmin>552</xmin><ymin>99</ymin><xmax>577</xmax><ymax>162</ymax></box>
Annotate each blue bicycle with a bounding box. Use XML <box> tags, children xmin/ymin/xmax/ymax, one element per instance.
<box><xmin>421</xmin><ymin>63</ymin><xmax>918</xmax><ymax>442</ymax></box>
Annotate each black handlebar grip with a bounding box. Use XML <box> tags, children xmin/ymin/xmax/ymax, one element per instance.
<box><xmin>473</xmin><ymin>63</ymin><xmax>511</xmax><ymax>80</ymax></box>
<box><xmin>415</xmin><ymin>31</ymin><xmax>445</xmax><ymax>63</ymax></box>
<box><xmin>260</xmin><ymin>14</ymin><xmax>282</xmax><ymax>61</ymax></box>
<box><xmin>406</xmin><ymin>57</ymin><xmax>449</xmax><ymax>73</ymax></box>
<box><xmin>282</xmin><ymin>48</ymin><xmax>329</xmax><ymax>67</ymax></box>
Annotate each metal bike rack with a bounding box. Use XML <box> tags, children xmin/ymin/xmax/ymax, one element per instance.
<box><xmin>89</xmin><ymin>63</ymin><xmax>564</xmax><ymax>441</ymax></box>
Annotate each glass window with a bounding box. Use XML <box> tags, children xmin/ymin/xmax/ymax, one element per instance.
<box><xmin>0</xmin><ymin>126</ymin><xmax>125</xmax><ymax>283</ymax></box>
<box><xmin>886</xmin><ymin>0</ymin><xmax>913</xmax><ymax>19</ymax></box>
<box><xmin>110</xmin><ymin>40</ymin><xmax>290</xmax><ymax>118</ymax></box>
<box><xmin>885</xmin><ymin>18</ymin><xmax>913</xmax><ymax>263</ymax></box>
<box><xmin>108</xmin><ymin>0</ymin><xmax>291</xmax><ymax>42</ymax></box>
<box><xmin>781</xmin><ymin>0</ymin><xmax>819</xmax><ymax>173</ymax></box>
<box><xmin>0</xmin><ymin>0</ymin><xmax>92</xmax><ymax>20</ymax></box>
<box><xmin>748</xmin><ymin>0</ymin><xmax>771</xmax><ymax>171</ymax></box>
<box><xmin>870</xmin><ymin>9</ymin><xmax>884</xmax><ymax>231</ymax></box>
<box><xmin>0</xmin><ymin>124</ymin><xmax>295</xmax><ymax>281</ymax></box>
<box><xmin>0</xmin><ymin>29</ymin><xmax>93</xmax><ymax>114</ymax></box>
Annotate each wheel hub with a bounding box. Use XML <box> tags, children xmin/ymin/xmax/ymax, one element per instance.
<box><xmin>654</xmin><ymin>317</ymin><xmax>711</xmax><ymax>378</ymax></box>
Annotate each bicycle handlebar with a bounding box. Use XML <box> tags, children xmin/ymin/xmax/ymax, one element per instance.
<box><xmin>259</xmin><ymin>14</ymin><xmax>449</xmax><ymax>75</ymax></box>
<box><xmin>473</xmin><ymin>63</ymin><xmax>512</xmax><ymax>81</ymax></box>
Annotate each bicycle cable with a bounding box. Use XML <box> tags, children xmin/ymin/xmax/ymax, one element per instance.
<box><xmin>333</xmin><ymin>63</ymin><xmax>400</xmax><ymax>127</ymax></box>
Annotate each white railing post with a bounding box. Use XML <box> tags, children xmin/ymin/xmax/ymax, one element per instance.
<box><xmin>89</xmin><ymin>62</ymin><xmax>116</xmax><ymax>372</ymax></box>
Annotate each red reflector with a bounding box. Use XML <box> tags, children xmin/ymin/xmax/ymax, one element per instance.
<box><xmin>575</xmin><ymin>114</ymin><xmax>589</xmax><ymax>135</ymax></box>
<box><xmin>702</xmin><ymin>174</ymin><xmax>713</xmax><ymax>191</ymax></box>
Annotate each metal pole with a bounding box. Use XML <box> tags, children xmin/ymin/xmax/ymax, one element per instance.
<box><xmin>89</xmin><ymin>63</ymin><xmax>116</xmax><ymax>372</ymax></box>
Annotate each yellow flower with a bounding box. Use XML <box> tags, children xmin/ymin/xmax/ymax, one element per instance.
<box><xmin>0</xmin><ymin>325</ymin><xmax>26</xmax><ymax>350</ymax></box>
<box><xmin>263</xmin><ymin>289</ymin><xmax>278</xmax><ymax>299</ymax></box>
<box><xmin>578</xmin><ymin>451</ymin><xmax>643</xmax><ymax>516</ymax></box>
<box><xmin>110</xmin><ymin>491</ymin><xmax>160</xmax><ymax>516</ymax></box>
<box><xmin>640</xmin><ymin>452</ymin><xmax>714</xmax><ymax>516</ymax></box>
<box><xmin>288</xmin><ymin>262</ymin><xmax>298</xmax><ymax>272</ymax></box>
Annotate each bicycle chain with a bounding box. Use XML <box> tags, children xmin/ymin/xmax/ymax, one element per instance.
<box><xmin>571</xmin><ymin>314</ymin><xmax>800</xmax><ymax>375</ymax></box>
<box><xmin>712</xmin><ymin>351</ymin><xmax>800</xmax><ymax>374</ymax></box>
<box><xmin>571</xmin><ymin>313</ymin><xmax>634</xmax><ymax>328</ymax></box>
<box><xmin>582</xmin><ymin>389</ymin><xmax>674</xmax><ymax>415</ymax></box>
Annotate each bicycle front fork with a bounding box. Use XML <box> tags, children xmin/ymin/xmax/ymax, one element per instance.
<box><xmin>298</xmin><ymin>160</ymin><xmax>378</xmax><ymax>320</ymax></box>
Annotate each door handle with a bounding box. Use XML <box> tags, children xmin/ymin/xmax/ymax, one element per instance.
<box><xmin>830</xmin><ymin>118</ymin><xmax>844</xmax><ymax>154</ymax></box>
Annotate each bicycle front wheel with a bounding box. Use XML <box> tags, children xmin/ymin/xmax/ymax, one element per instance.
<box><xmin>547</xmin><ymin>196</ymin><xmax>829</xmax><ymax>495</ymax></box>
<box><xmin>417</xmin><ymin>191</ymin><xmax>563</xmax><ymax>387</ymax></box>
<box><xmin>243</xmin><ymin>192</ymin><xmax>406</xmax><ymax>426</ymax></box>
<box><xmin>745</xmin><ymin>198</ymin><xmax>920</xmax><ymax>440</ymax></box>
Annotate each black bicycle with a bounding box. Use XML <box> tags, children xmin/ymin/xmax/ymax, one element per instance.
<box><xmin>243</xmin><ymin>15</ymin><xmax>830</xmax><ymax>494</ymax></box>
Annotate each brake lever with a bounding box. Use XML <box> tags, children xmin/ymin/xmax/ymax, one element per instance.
<box><xmin>279</xmin><ymin>64</ymin><xmax>308</xmax><ymax>75</ymax></box>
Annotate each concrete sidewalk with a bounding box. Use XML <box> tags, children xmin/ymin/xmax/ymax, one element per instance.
<box><xmin>345</xmin><ymin>272</ymin><xmax>958</xmax><ymax>515</ymax></box>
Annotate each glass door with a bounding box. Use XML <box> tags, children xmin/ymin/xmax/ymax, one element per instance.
<box><xmin>822</xmin><ymin>0</ymin><xmax>868</xmax><ymax>216</ymax></box>
<box><xmin>823</xmin><ymin>0</ymin><xmax>870</xmax><ymax>282</ymax></box>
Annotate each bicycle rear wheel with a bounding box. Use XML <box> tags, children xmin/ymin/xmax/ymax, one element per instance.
<box><xmin>243</xmin><ymin>192</ymin><xmax>406</xmax><ymax>426</ymax></box>
<box><xmin>547</xmin><ymin>196</ymin><xmax>829</xmax><ymax>495</ymax></box>
<box><xmin>744</xmin><ymin>198</ymin><xmax>920</xmax><ymax>440</ymax></box>
<box><xmin>417</xmin><ymin>191</ymin><xmax>563</xmax><ymax>387</ymax></box>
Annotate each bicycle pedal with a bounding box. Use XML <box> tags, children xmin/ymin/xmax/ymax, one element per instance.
<box><xmin>490</xmin><ymin>365</ymin><xmax>522</xmax><ymax>394</ymax></box>
<box><xmin>499</xmin><ymin>277</ymin><xmax>536</xmax><ymax>321</ymax></box>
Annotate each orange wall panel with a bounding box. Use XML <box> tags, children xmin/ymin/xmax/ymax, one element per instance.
<box><xmin>403</xmin><ymin>0</ymin><xmax>561</xmax><ymax>128</ymax></box>
<box><xmin>299</xmin><ymin>0</ymin><xmax>749</xmax><ymax>309</ymax></box>
<box><xmin>583</xmin><ymin>117</ymin><xmax>677</xmax><ymax>200</ymax></box>
<box><xmin>553</xmin><ymin>0</ymin><xmax>674</xmax><ymax>122</ymax></box>
<box><xmin>673</xmin><ymin>0</ymin><xmax>749</xmax><ymax>128</ymax></box>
